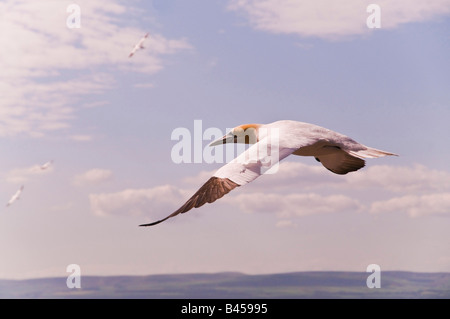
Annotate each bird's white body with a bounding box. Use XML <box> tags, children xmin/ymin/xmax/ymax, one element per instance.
<box><xmin>213</xmin><ymin>120</ymin><xmax>394</xmax><ymax>185</ymax></box>
<box><xmin>261</xmin><ymin>120</ymin><xmax>372</xmax><ymax>155</ymax></box>
<box><xmin>129</xmin><ymin>33</ymin><xmax>149</xmax><ymax>57</ymax></box>
<box><xmin>6</xmin><ymin>185</ymin><xmax>24</xmax><ymax>207</ymax></box>
<box><xmin>141</xmin><ymin>120</ymin><xmax>397</xmax><ymax>226</ymax></box>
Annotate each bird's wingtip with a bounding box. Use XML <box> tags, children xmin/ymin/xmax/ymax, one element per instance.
<box><xmin>139</xmin><ymin>212</ymin><xmax>175</xmax><ymax>227</ymax></box>
<box><xmin>139</xmin><ymin>219</ymin><xmax>164</xmax><ymax>227</ymax></box>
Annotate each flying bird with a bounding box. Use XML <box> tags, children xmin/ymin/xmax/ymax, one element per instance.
<box><xmin>40</xmin><ymin>160</ymin><xmax>53</xmax><ymax>170</ymax></box>
<box><xmin>128</xmin><ymin>32</ymin><xmax>149</xmax><ymax>58</ymax></box>
<box><xmin>6</xmin><ymin>185</ymin><xmax>24</xmax><ymax>207</ymax></box>
<box><xmin>140</xmin><ymin>120</ymin><xmax>397</xmax><ymax>226</ymax></box>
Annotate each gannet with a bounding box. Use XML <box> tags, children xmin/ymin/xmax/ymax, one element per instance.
<box><xmin>6</xmin><ymin>185</ymin><xmax>24</xmax><ymax>207</ymax></box>
<box><xmin>128</xmin><ymin>33</ymin><xmax>149</xmax><ymax>58</ymax></box>
<box><xmin>140</xmin><ymin>120</ymin><xmax>397</xmax><ymax>226</ymax></box>
<box><xmin>40</xmin><ymin>160</ymin><xmax>53</xmax><ymax>170</ymax></box>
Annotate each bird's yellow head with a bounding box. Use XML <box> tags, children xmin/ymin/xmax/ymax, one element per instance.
<box><xmin>209</xmin><ymin>123</ymin><xmax>261</xmax><ymax>146</ymax></box>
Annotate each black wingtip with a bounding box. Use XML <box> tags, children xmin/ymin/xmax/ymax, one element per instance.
<box><xmin>139</xmin><ymin>221</ymin><xmax>160</xmax><ymax>227</ymax></box>
<box><xmin>139</xmin><ymin>218</ymin><xmax>167</xmax><ymax>227</ymax></box>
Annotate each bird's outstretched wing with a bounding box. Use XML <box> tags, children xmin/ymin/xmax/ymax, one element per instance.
<box><xmin>128</xmin><ymin>48</ymin><xmax>137</xmax><ymax>58</ymax></box>
<box><xmin>315</xmin><ymin>145</ymin><xmax>396</xmax><ymax>175</ymax></box>
<box><xmin>140</xmin><ymin>138</ymin><xmax>296</xmax><ymax>226</ymax></box>
<box><xmin>129</xmin><ymin>33</ymin><xmax>149</xmax><ymax>58</ymax></box>
<box><xmin>6</xmin><ymin>185</ymin><xmax>24</xmax><ymax>207</ymax></box>
<box><xmin>40</xmin><ymin>160</ymin><xmax>53</xmax><ymax>170</ymax></box>
<box><xmin>315</xmin><ymin>147</ymin><xmax>366</xmax><ymax>175</ymax></box>
<box><xmin>139</xmin><ymin>177</ymin><xmax>239</xmax><ymax>226</ymax></box>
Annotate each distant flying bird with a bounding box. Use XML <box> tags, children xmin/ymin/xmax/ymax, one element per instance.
<box><xmin>6</xmin><ymin>185</ymin><xmax>24</xmax><ymax>207</ymax></box>
<box><xmin>128</xmin><ymin>32</ymin><xmax>149</xmax><ymax>58</ymax></box>
<box><xmin>140</xmin><ymin>120</ymin><xmax>397</xmax><ymax>226</ymax></box>
<box><xmin>40</xmin><ymin>160</ymin><xmax>53</xmax><ymax>170</ymax></box>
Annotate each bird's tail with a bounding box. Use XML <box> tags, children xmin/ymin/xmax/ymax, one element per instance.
<box><xmin>349</xmin><ymin>147</ymin><xmax>398</xmax><ymax>159</ymax></box>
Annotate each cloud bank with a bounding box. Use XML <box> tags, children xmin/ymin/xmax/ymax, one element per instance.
<box><xmin>89</xmin><ymin>185</ymin><xmax>186</xmax><ymax>217</ymax></box>
<box><xmin>73</xmin><ymin>168</ymin><xmax>113</xmax><ymax>186</ymax></box>
<box><xmin>0</xmin><ymin>0</ymin><xmax>191</xmax><ymax>137</ymax></box>
<box><xmin>228</xmin><ymin>0</ymin><xmax>450</xmax><ymax>40</ymax></box>
<box><xmin>5</xmin><ymin>163</ymin><xmax>54</xmax><ymax>184</ymax></box>
<box><xmin>89</xmin><ymin>162</ymin><xmax>450</xmax><ymax>223</ymax></box>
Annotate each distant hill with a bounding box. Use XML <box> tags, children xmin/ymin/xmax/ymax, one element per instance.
<box><xmin>1</xmin><ymin>271</ymin><xmax>449</xmax><ymax>299</ymax></box>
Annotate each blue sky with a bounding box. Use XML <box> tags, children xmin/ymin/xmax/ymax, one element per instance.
<box><xmin>0</xmin><ymin>0</ymin><xmax>449</xmax><ymax>279</ymax></box>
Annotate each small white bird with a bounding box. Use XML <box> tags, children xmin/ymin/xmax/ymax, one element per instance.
<box><xmin>40</xmin><ymin>160</ymin><xmax>53</xmax><ymax>170</ymax></box>
<box><xmin>6</xmin><ymin>185</ymin><xmax>24</xmax><ymax>207</ymax></box>
<box><xmin>140</xmin><ymin>120</ymin><xmax>397</xmax><ymax>226</ymax></box>
<box><xmin>128</xmin><ymin>33</ymin><xmax>149</xmax><ymax>58</ymax></box>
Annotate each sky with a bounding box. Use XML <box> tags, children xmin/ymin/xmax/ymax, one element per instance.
<box><xmin>0</xmin><ymin>0</ymin><xmax>450</xmax><ymax>280</ymax></box>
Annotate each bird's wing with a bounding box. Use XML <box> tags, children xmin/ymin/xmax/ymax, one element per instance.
<box><xmin>314</xmin><ymin>140</ymin><xmax>397</xmax><ymax>175</ymax></box>
<box><xmin>6</xmin><ymin>191</ymin><xmax>20</xmax><ymax>207</ymax></box>
<box><xmin>138</xmin><ymin>38</ymin><xmax>146</xmax><ymax>48</ymax></box>
<box><xmin>315</xmin><ymin>146</ymin><xmax>366</xmax><ymax>175</ymax></box>
<box><xmin>213</xmin><ymin>138</ymin><xmax>296</xmax><ymax>185</ymax></box>
<box><xmin>140</xmin><ymin>138</ymin><xmax>296</xmax><ymax>226</ymax></box>
<box><xmin>129</xmin><ymin>34</ymin><xmax>148</xmax><ymax>57</ymax></box>
<box><xmin>129</xmin><ymin>44</ymin><xmax>140</xmax><ymax>57</ymax></box>
<box><xmin>41</xmin><ymin>161</ymin><xmax>52</xmax><ymax>169</ymax></box>
<box><xmin>13</xmin><ymin>186</ymin><xmax>24</xmax><ymax>200</ymax></box>
<box><xmin>139</xmin><ymin>177</ymin><xmax>239</xmax><ymax>226</ymax></box>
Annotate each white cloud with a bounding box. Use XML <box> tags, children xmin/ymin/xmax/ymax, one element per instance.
<box><xmin>228</xmin><ymin>0</ymin><xmax>450</xmax><ymax>40</ymax></box>
<box><xmin>88</xmin><ymin>162</ymin><xmax>450</xmax><ymax>221</ymax></box>
<box><xmin>231</xmin><ymin>161</ymin><xmax>450</xmax><ymax>218</ymax></box>
<box><xmin>0</xmin><ymin>74</ymin><xmax>113</xmax><ymax>137</ymax></box>
<box><xmin>370</xmin><ymin>193</ymin><xmax>450</xmax><ymax>217</ymax></box>
<box><xmin>69</xmin><ymin>134</ymin><xmax>93</xmax><ymax>142</ymax></box>
<box><xmin>5</xmin><ymin>164</ymin><xmax>54</xmax><ymax>184</ymax></box>
<box><xmin>247</xmin><ymin>161</ymin><xmax>450</xmax><ymax>194</ymax></box>
<box><xmin>345</xmin><ymin>164</ymin><xmax>450</xmax><ymax>193</ymax></box>
<box><xmin>89</xmin><ymin>185</ymin><xmax>185</xmax><ymax>217</ymax></box>
<box><xmin>228</xmin><ymin>192</ymin><xmax>363</xmax><ymax>217</ymax></box>
<box><xmin>0</xmin><ymin>0</ymin><xmax>191</xmax><ymax>137</ymax></box>
<box><xmin>275</xmin><ymin>219</ymin><xmax>297</xmax><ymax>228</ymax></box>
<box><xmin>73</xmin><ymin>169</ymin><xmax>113</xmax><ymax>186</ymax></box>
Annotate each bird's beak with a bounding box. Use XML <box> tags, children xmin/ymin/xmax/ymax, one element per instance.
<box><xmin>209</xmin><ymin>132</ymin><xmax>234</xmax><ymax>146</ymax></box>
